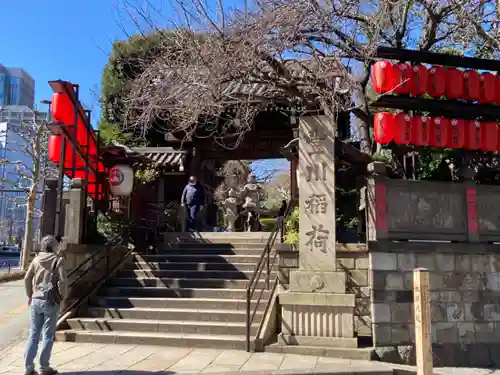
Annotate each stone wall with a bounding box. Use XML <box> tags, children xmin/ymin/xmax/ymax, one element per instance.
<box><xmin>277</xmin><ymin>243</ymin><xmax>370</xmax><ymax>337</ymax></box>
<box><xmin>61</xmin><ymin>243</ymin><xmax>130</xmax><ymax>311</ymax></box>
<box><xmin>370</xmin><ymin>241</ymin><xmax>500</xmax><ymax>367</ymax></box>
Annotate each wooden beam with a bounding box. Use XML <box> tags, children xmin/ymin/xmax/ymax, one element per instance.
<box><xmin>376</xmin><ymin>46</ymin><xmax>500</xmax><ymax>72</ymax></box>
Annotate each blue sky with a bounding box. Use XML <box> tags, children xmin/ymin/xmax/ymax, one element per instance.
<box><xmin>0</xmin><ymin>0</ymin><xmax>288</xmax><ymax>175</ymax></box>
<box><xmin>0</xmin><ymin>0</ymin><xmax>126</xmax><ymax>121</ymax></box>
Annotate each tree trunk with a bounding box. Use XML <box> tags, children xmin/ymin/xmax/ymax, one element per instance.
<box><xmin>20</xmin><ymin>184</ymin><xmax>37</xmax><ymax>270</ymax></box>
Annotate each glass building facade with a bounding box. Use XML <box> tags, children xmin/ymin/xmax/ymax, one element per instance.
<box><xmin>0</xmin><ymin>65</ymin><xmax>35</xmax><ymax>108</ymax></box>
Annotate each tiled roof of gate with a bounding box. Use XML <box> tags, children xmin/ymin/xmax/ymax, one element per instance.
<box><xmin>131</xmin><ymin>147</ymin><xmax>187</xmax><ymax>171</ymax></box>
<box><xmin>101</xmin><ymin>143</ymin><xmax>187</xmax><ymax>172</ymax></box>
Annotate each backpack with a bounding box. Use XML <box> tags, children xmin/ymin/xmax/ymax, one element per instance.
<box><xmin>40</xmin><ymin>257</ymin><xmax>63</xmax><ymax>305</ymax></box>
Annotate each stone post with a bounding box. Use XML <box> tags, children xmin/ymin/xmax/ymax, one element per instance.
<box><xmin>40</xmin><ymin>179</ymin><xmax>58</xmax><ymax>237</ymax></box>
<box><xmin>365</xmin><ymin>161</ymin><xmax>388</xmax><ymax>241</ymax></box>
<box><xmin>413</xmin><ymin>268</ymin><xmax>433</xmax><ymax>375</ymax></box>
<box><xmin>65</xmin><ymin>178</ymin><xmax>87</xmax><ymax>244</ymax></box>
<box><xmin>279</xmin><ymin>115</ymin><xmax>356</xmax><ymax>348</ymax></box>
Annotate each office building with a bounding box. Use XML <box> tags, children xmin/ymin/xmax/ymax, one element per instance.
<box><xmin>0</xmin><ymin>64</ymin><xmax>35</xmax><ymax>108</ymax></box>
<box><xmin>0</xmin><ymin>106</ymin><xmax>45</xmax><ymax>244</ymax></box>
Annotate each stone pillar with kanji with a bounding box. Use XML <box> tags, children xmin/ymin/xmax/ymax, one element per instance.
<box><xmin>278</xmin><ymin>115</ymin><xmax>356</xmax><ymax>348</ymax></box>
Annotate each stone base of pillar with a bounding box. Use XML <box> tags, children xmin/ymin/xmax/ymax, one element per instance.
<box><xmin>278</xmin><ymin>334</ymin><xmax>357</xmax><ymax>348</ymax></box>
<box><xmin>278</xmin><ymin>291</ymin><xmax>356</xmax><ymax>347</ymax></box>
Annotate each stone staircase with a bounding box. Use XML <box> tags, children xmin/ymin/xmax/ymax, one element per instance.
<box><xmin>56</xmin><ymin>232</ymin><xmax>275</xmax><ymax>349</ymax></box>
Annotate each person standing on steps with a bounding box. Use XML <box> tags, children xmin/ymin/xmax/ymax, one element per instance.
<box><xmin>276</xmin><ymin>200</ymin><xmax>287</xmax><ymax>242</ymax></box>
<box><xmin>181</xmin><ymin>176</ymin><xmax>205</xmax><ymax>232</ymax></box>
<box><xmin>23</xmin><ymin>235</ymin><xmax>67</xmax><ymax>375</ymax></box>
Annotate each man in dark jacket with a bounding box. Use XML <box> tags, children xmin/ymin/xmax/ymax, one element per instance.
<box><xmin>181</xmin><ymin>176</ymin><xmax>205</xmax><ymax>231</ymax></box>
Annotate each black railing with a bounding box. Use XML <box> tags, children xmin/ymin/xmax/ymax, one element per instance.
<box><xmin>245</xmin><ymin>201</ymin><xmax>292</xmax><ymax>351</ymax></box>
<box><xmin>57</xmin><ymin>221</ymin><xmax>133</xmax><ymax>327</ymax></box>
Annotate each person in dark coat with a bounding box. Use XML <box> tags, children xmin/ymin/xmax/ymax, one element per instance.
<box><xmin>277</xmin><ymin>200</ymin><xmax>287</xmax><ymax>242</ymax></box>
<box><xmin>181</xmin><ymin>176</ymin><xmax>205</xmax><ymax>231</ymax></box>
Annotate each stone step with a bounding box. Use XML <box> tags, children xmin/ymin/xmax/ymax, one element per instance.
<box><xmin>86</xmin><ymin>307</ymin><xmax>260</xmax><ymax>322</ymax></box>
<box><xmin>67</xmin><ymin>318</ymin><xmax>258</xmax><ymax>336</ymax></box>
<box><xmin>144</xmin><ymin>247</ymin><xmax>271</xmax><ymax>255</ymax></box>
<box><xmin>90</xmin><ymin>296</ymin><xmax>264</xmax><ymax>310</ymax></box>
<box><xmin>127</xmin><ymin>262</ymin><xmax>264</xmax><ymax>272</ymax></box>
<box><xmin>168</xmin><ymin>242</ymin><xmax>271</xmax><ymax>249</ymax></box>
<box><xmin>100</xmin><ymin>286</ymin><xmax>270</xmax><ymax>299</ymax></box>
<box><xmin>134</xmin><ymin>254</ymin><xmax>261</xmax><ymax>264</ymax></box>
<box><xmin>106</xmin><ymin>277</ymin><xmax>264</xmax><ymax>289</ymax></box>
<box><xmin>117</xmin><ymin>269</ymin><xmax>276</xmax><ymax>280</ymax></box>
<box><xmin>56</xmin><ymin>330</ymin><xmax>251</xmax><ymax>350</ymax></box>
<box><xmin>165</xmin><ymin>232</ymin><xmax>272</xmax><ymax>244</ymax></box>
<box><xmin>265</xmin><ymin>343</ymin><xmax>375</xmax><ymax>361</ymax></box>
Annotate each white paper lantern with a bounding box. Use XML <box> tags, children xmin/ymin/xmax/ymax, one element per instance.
<box><xmin>109</xmin><ymin>164</ymin><xmax>134</xmax><ymax>196</ymax></box>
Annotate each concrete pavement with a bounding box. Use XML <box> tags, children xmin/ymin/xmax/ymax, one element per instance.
<box><xmin>0</xmin><ymin>341</ymin><xmax>397</xmax><ymax>374</ymax></box>
<box><xmin>1</xmin><ymin>340</ymin><xmax>499</xmax><ymax>375</ymax></box>
<box><xmin>0</xmin><ymin>279</ymin><xmax>29</xmax><ymax>355</ymax></box>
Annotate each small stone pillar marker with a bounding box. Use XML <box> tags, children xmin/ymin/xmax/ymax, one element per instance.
<box><xmin>413</xmin><ymin>268</ymin><xmax>433</xmax><ymax>375</ymax></box>
<box><xmin>65</xmin><ymin>178</ymin><xmax>87</xmax><ymax>244</ymax></box>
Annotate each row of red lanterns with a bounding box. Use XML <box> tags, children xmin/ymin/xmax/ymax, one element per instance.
<box><xmin>374</xmin><ymin>112</ymin><xmax>500</xmax><ymax>151</ymax></box>
<box><xmin>371</xmin><ymin>61</ymin><xmax>499</xmax><ymax>103</ymax></box>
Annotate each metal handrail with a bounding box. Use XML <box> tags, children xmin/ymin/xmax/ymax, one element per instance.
<box><xmin>66</xmin><ymin>232</ymin><xmax>123</xmax><ymax>283</ymax></box>
<box><xmin>245</xmin><ymin>201</ymin><xmax>292</xmax><ymax>351</ymax></box>
<box><xmin>57</xmin><ymin>221</ymin><xmax>134</xmax><ymax>327</ymax></box>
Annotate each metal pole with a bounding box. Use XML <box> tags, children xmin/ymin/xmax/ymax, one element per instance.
<box><xmin>54</xmin><ymin>137</ymin><xmax>66</xmax><ymax>236</ymax></box>
<box><xmin>245</xmin><ymin>288</ymin><xmax>251</xmax><ymax>352</ymax></box>
<box><xmin>71</xmin><ymin>85</ymin><xmax>79</xmax><ymax>179</ymax></box>
<box><xmin>265</xmin><ymin>243</ymin><xmax>270</xmax><ymax>289</ymax></box>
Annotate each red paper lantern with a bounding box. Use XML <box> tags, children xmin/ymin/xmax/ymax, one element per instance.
<box><xmin>371</xmin><ymin>61</ymin><xmax>394</xmax><ymax>94</ymax></box>
<box><xmin>496</xmin><ymin>74</ymin><xmax>500</xmax><ymax>104</ymax></box>
<box><xmin>446</xmin><ymin>68</ymin><xmax>464</xmax><ymax>100</ymax></box>
<box><xmin>410</xmin><ymin>64</ymin><xmax>428</xmax><ymax>96</ymax></box>
<box><xmin>465</xmin><ymin>120</ymin><xmax>482</xmax><ymax>150</ymax></box>
<box><xmin>393</xmin><ymin>113</ymin><xmax>412</xmax><ymax>145</ymax></box>
<box><xmin>47</xmin><ymin>135</ymin><xmax>86</xmax><ymax>169</ymax></box>
<box><xmin>412</xmin><ymin>115</ymin><xmax>431</xmax><ymax>146</ymax></box>
<box><xmin>393</xmin><ymin>63</ymin><xmax>413</xmax><ymax>95</ymax></box>
<box><xmin>430</xmin><ymin>117</ymin><xmax>450</xmax><ymax>148</ymax></box>
<box><xmin>480</xmin><ymin>72</ymin><xmax>497</xmax><ymax>103</ymax></box>
<box><xmin>427</xmin><ymin>66</ymin><xmax>446</xmax><ymax>98</ymax></box>
<box><xmin>51</xmin><ymin>93</ymin><xmax>74</xmax><ymax>125</ymax></box>
<box><xmin>449</xmin><ymin>119</ymin><xmax>466</xmax><ymax>149</ymax></box>
<box><xmin>481</xmin><ymin>122</ymin><xmax>498</xmax><ymax>152</ymax></box>
<box><xmin>463</xmin><ymin>70</ymin><xmax>480</xmax><ymax>101</ymax></box>
<box><xmin>373</xmin><ymin>112</ymin><xmax>395</xmax><ymax>144</ymax></box>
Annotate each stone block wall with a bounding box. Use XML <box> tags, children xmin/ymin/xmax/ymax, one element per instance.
<box><xmin>62</xmin><ymin>244</ymin><xmax>130</xmax><ymax>310</ymax></box>
<box><xmin>370</xmin><ymin>242</ymin><xmax>500</xmax><ymax>367</ymax></box>
<box><xmin>277</xmin><ymin>243</ymin><xmax>370</xmax><ymax>337</ymax></box>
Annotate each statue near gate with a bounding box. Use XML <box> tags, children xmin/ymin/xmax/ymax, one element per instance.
<box><xmin>241</xmin><ymin>174</ymin><xmax>263</xmax><ymax>232</ymax></box>
<box><xmin>219</xmin><ymin>173</ymin><xmax>240</xmax><ymax>232</ymax></box>
<box><xmin>222</xmin><ymin>188</ymin><xmax>239</xmax><ymax>232</ymax></box>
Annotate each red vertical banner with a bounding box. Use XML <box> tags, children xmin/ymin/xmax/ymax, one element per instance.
<box><xmin>466</xmin><ymin>186</ymin><xmax>479</xmax><ymax>242</ymax></box>
<box><xmin>375</xmin><ymin>183</ymin><xmax>388</xmax><ymax>239</ymax></box>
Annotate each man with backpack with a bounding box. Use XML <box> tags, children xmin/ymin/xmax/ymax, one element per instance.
<box><xmin>23</xmin><ymin>235</ymin><xmax>67</xmax><ymax>375</ymax></box>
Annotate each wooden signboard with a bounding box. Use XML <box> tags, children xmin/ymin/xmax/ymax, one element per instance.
<box><xmin>413</xmin><ymin>268</ymin><xmax>433</xmax><ymax>375</ymax></box>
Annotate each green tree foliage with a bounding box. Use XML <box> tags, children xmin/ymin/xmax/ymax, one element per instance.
<box><xmin>100</xmin><ymin>31</ymin><xmax>166</xmax><ymax>145</ymax></box>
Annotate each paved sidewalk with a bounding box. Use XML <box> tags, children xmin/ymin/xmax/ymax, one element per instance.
<box><xmin>0</xmin><ymin>341</ymin><xmax>498</xmax><ymax>375</ymax></box>
<box><xmin>0</xmin><ymin>341</ymin><xmax>394</xmax><ymax>375</ymax></box>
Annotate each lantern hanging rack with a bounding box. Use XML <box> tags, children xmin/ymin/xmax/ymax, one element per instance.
<box><xmin>374</xmin><ymin>47</ymin><xmax>500</xmax><ymax>72</ymax></box>
<box><xmin>371</xmin><ymin>95</ymin><xmax>500</xmax><ymax>122</ymax></box>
